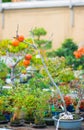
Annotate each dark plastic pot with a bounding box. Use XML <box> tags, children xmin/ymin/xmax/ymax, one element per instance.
<box><xmin>0</xmin><ymin>114</ymin><xmax>9</xmax><ymax>124</ymax></box>
<box><xmin>10</xmin><ymin>119</ymin><xmax>24</xmax><ymax>127</ymax></box>
<box><xmin>32</xmin><ymin>124</ymin><xmax>46</xmax><ymax>128</ymax></box>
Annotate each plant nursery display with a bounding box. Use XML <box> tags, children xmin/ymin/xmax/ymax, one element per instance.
<box><xmin>0</xmin><ymin>27</ymin><xmax>84</xmax><ymax>130</ymax></box>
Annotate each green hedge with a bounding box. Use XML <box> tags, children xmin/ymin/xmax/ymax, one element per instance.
<box><xmin>2</xmin><ymin>0</ymin><xmax>11</xmax><ymax>2</ymax></box>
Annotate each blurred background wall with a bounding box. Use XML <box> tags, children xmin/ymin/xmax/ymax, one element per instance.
<box><xmin>0</xmin><ymin>1</ymin><xmax>84</xmax><ymax>49</ymax></box>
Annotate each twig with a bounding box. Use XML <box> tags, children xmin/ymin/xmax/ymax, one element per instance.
<box><xmin>16</xmin><ymin>24</ymin><xmax>19</xmax><ymax>37</ymax></box>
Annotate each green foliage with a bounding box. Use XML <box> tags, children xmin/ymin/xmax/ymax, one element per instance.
<box><xmin>28</xmin><ymin>72</ymin><xmax>50</xmax><ymax>89</ymax></box>
<box><xmin>41</xmin><ymin>57</ymin><xmax>66</xmax><ymax>83</ymax></box>
<box><xmin>66</xmin><ymin>55</ymin><xmax>84</xmax><ymax>70</ymax></box>
<box><xmin>30</xmin><ymin>27</ymin><xmax>52</xmax><ymax>50</ymax></box>
<box><xmin>2</xmin><ymin>0</ymin><xmax>11</xmax><ymax>2</ymax></box>
<box><xmin>46</xmin><ymin>50</ymin><xmax>58</xmax><ymax>58</ymax></box>
<box><xmin>6</xmin><ymin>84</ymin><xmax>29</xmax><ymax>114</ymax></box>
<box><xmin>0</xmin><ymin>89</ymin><xmax>10</xmax><ymax>112</ymax></box>
<box><xmin>55</xmin><ymin>38</ymin><xmax>84</xmax><ymax>69</ymax></box>
<box><xmin>59</xmin><ymin>85</ymin><xmax>71</xmax><ymax>95</ymax></box>
<box><xmin>0</xmin><ymin>39</ymin><xmax>11</xmax><ymax>55</ymax></box>
<box><xmin>58</xmin><ymin>68</ymin><xmax>75</xmax><ymax>83</ymax></box>
<box><xmin>0</xmin><ymin>79</ymin><xmax>5</xmax><ymax>91</ymax></box>
<box><xmin>47</xmin><ymin>39</ymin><xmax>78</xmax><ymax>58</ymax></box>
<box><xmin>0</xmin><ymin>60</ymin><xmax>9</xmax><ymax>79</ymax></box>
<box><xmin>0</xmin><ymin>39</ymin><xmax>28</xmax><ymax>54</ymax></box>
<box><xmin>47</xmin><ymin>38</ymin><xmax>84</xmax><ymax>69</ymax></box>
<box><xmin>31</xmin><ymin>27</ymin><xmax>47</xmax><ymax>37</ymax></box>
<box><xmin>55</xmin><ymin>39</ymin><xmax>78</xmax><ymax>57</ymax></box>
<box><xmin>2</xmin><ymin>84</ymin><xmax>50</xmax><ymax>123</ymax></box>
<box><xmin>33</xmin><ymin>89</ymin><xmax>50</xmax><ymax>124</ymax></box>
<box><xmin>8</xmin><ymin>41</ymin><xmax>28</xmax><ymax>53</ymax></box>
<box><xmin>41</xmin><ymin>57</ymin><xmax>75</xmax><ymax>84</ymax></box>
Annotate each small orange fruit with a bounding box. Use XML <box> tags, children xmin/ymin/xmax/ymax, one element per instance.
<box><xmin>25</xmin><ymin>54</ymin><xmax>32</xmax><ymax>60</ymax></box>
<box><xmin>23</xmin><ymin>59</ymin><xmax>30</xmax><ymax>67</ymax></box>
<box><xmin>18</xmin><ymin>35</ymin><xmax>24</xmax><ymax>42</ymax></box>
<box><xmin>12</xmin><ymin>39</ymin><xmax>20</xmax><ymax>47</ymax></box>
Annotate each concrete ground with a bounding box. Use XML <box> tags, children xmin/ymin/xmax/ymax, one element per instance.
<box><xmin>0</xmin><ymin>121</ymin><xmax>84</xmax><ymax>130</ymax></box>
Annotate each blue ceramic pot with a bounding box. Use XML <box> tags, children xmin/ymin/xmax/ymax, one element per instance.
<box><xmin>53</xmin><ymin>115</ymin><xmax>83</xmax><ymax>129</ymax></box>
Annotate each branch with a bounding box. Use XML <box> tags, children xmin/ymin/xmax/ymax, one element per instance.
<box><xmin>29</xmin><ymin>33</ymin><xmax>67</xmax><ymax>114</ymax></box>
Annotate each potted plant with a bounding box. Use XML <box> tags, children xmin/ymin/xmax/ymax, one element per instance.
<box><xmin>27</xmin><ymin>35</ymin><xmax>83</xmax><ymax>129</ymax></box>
<box><xmin>23</xmin><ymin>94</ymin><xmax>37</xmax><ymax>124</ymax></box>
<box><xmin>31</xmin><ymin>88</ymin><xmax>50</xmax><ymax>128</ymax></box>
<box><xmin>0</xmin><ymin>92</ymin><xmax>10</xmax><ymax>124</ymax></box>
<box><xmin>1</xmin><ymin>29</ymin><xmax>83</xmax><ymax>129</ymax></box>
<box><xmin>8</xmin><ymin>84</ymin><xmax>28</xmax><ymax>127</ymax></box>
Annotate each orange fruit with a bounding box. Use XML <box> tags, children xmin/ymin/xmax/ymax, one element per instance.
<box><xmin>12</xmin><ymin>39</ymin><xmax>20</xmax><ymax>47</ymax></box>
<box><xmin>18</xmin><ymin>35</ymin><xmax>24</xmax><ymax>42</ymax></box>
<box><xmin>23</xmin><ymin>59</ymin><xmax>30</xmax><ymax>67</ymax></box>
<box><xmin>25</xmin><ymin>54</ymin><xmax>32</xmax><ymax>60</ymax></box>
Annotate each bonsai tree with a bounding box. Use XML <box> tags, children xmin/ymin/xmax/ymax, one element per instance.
<box><xmin>23</xmin><ymin>94</ymin><xmax>36</xmax><ymax>124</ymax></box>
<box><xmin>7</xmin><ymin>84</ymin><xmax>30</xmax><ymax>126</ymax></box>
<box><xmin>30</xmin><ymin>27</ymin><xmax>52</xmax><ymax>51</ymax></box>
<box><xmin>32</xmin><ymin>88</ymin><xmax>50</xmax><ymax>126</ymax></box>
<box><xmin>1</xmin><ymin>28</ymin><xmax>83</xmax><ymax>122</ymax></box>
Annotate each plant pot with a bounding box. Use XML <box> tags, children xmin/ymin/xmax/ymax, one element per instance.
<box><xmin>3</xmin><ymin>112</ymin><xmax>12</xmax><ymax>122</ymax></box>
<box><xmin>32</xmin><ymin>123</ymin><xmax>46</xmax><ymax>128</ymax></box>
<box><xmin>25</xmin><ymin>120</ymin><xmax>34</xmax><ymax>124</ymax></box>
<box><xmin>10</xmin><ymin>119</ymin><xmax>24</xmax><ymax>127</ymax></box>
<box><xmin>79</xmin><ymin>112</ymin><xmax>84</xmax><ymax>121</ymax></box>
<box><xmin>66</xmin><ymin>105</ymin><xmax>75</xmax><ymax>112</ymax></box>
<box><xmin>44</xmin><ymin>117</ymin><xmax>54</xmax><ymax>126</ymax></box>
<box><xmin>0</xmin><ymin>114</ymin><xmax>9</xmax><ymax>124</ymax></box>
<box><xmin>24</xmin><ymin>118</ymin><xmax>34</xmax><ymax>124</ymax></box>
<box><xmin>53</xmin><ymin>116</ymin><xmax>83</xmax><ymax>129</ymax></box>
